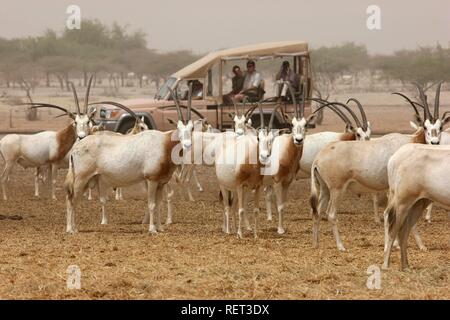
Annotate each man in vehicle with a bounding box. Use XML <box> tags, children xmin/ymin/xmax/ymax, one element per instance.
<box><xmin>234</xmin><ymin>60</ymin><xmax>264</xmax><ymax>102</ymax></box>
<box><xmin>276</xmin><ymin>60</ymin><xmax>300</xmax><ymax>99</ymax></box>
<box><xmin>183</xmin><ymin>80</ymin><xmax>203</xmax><ymax>100</ymax></box>
<box><xmin>223</xmin><ymin>65</ymin><xmax>244</xmax><ymax>104</ymax></box>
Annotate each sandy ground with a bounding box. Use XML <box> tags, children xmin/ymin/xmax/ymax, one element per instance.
<box><xmin>0</xmin><ymin>87</ymin><xmax>448</xmax><ymax>300</ymax></box>
<box><xmin>0</xmin><ymin>162</ymin><xmax>448</xmax><ymax>299</ymax></box>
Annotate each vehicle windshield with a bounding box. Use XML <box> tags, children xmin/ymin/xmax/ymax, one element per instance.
<box><xmin>155</xmin><ymin>77</ymin><xmax>177</xmax><ymax>100</ymax></box>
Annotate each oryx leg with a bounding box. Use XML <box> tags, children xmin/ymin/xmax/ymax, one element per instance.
<box><xmin>236</xmin><ymin>185</ymin><xmax>245</xmax><ymax>239</ymax></box>
<box><xmin>273</xmin><ymin>183</ymin><xmax>288</xmax><ymax>235</ymax></box>
<box><xmin>155</xmin><ymin>184</ymin><xmax>165</xmax><ymax>232</ymax></box>
<box><xmin>382</xmin><ymin>203</ymin><xmax>409</xmax><ymax>270</ymax></box>
<box><xmin>34</xmin><ymin>167</ymin><xmax>41</xmax><ymax>197</ymax></box>
<box><xmin>99</xmin><ymin>180</ymin><xmax>109</xmax><ymax>225</ymax></box>
<box><xmin>253</xmin><ymin>186</ymin><xmax>261</xmax><ymax>239</ymax></box>
<box><xmin>372</xmin><ymin>194</ymin><xmax>381</xmax><ymax>224</ymax></box>
<box><xmin>327</xmin><ymin>189</ymin><xmax>345</xmax><ymax>251</ymax></box>
<box><xmin>65</xmin><ymin>178</ymin><xmax>87</xmax><ymax>234</ymax></box>
<box><xmin>265</xmin><ymin>185</ymin><xmax>273</xmax><ymax>221</ymax></box>
<box><xmin>1</xmin><ymin>161</ymin><xmax>14</xmax><ymax>200</ymax></box>
<box><xmin>146</xmin><ymin>180</ymin><xmax>159</xmax><ymax>234</ymax></box>
<box><xmin>312</xmin><ymin>180</ymin><xmax>330</xmax><ymax>248</ymax></box>
<box><xmin>192</xmin><ymin>168</ymin><xmax>203</xmax><ymax>192</ymax></box>
<box><xmin>51</xmin><ymin>164</ymin><xmax>58</xmax><ymax>200</ymax></box>
<box><xmin>219</xmin><ymin>186</ymin><xmax>231</xmax><ymax>234</ymax></box>
<box><xmin>396</xmin><ymin>200</ymin><xmax>427</xmax><ymax>270</ymax></box>
<box><xmin>425</xmin><ymin>203</ymin><xmax>433</xmax><ymax>223</ymax></box>
<box><xmin>165</xmin><ymin>183</ymin><xmax>174</xmax><ymax>225</ymax></box>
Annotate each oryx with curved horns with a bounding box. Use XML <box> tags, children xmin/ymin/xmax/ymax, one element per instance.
<box><xmin>310</xmin><ymin>83</ymin><xmax>447</xmax><ymax>251</ymax></box>
<box><xmin>0</xmin><ymin>75</ymin><xmax>97</xmax><ymax>200</ymax></box>
<box><xmin>64</xmin><ymin>82</ymin><xmax>194</xmax><ymax>233</ymax></box>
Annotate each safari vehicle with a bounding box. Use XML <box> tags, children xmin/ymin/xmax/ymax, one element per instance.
<box><xmin>96</xmin><ymin>41</ymin><xmax>314</xmax><ymax>133</ymax></box>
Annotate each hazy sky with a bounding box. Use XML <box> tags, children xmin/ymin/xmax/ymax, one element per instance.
<box><xmin>0</xmin><ymin>0</ymin><xmax>448</xmax><ymax>54</ymax></box>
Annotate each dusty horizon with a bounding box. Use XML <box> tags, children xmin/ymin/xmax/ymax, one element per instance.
<box><xmin>0</xmin><ymin>0</ymin><xmax>449</xmax><ymax>54</ymax></box>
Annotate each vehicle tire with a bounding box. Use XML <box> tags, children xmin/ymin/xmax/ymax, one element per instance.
<box><xmin>118</xmin><ymin>120</ymin><xmax>136</xmax><ymax>134</ymax></box>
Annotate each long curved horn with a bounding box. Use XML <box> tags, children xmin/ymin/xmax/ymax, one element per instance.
<box><xmin>434</xmin><ymin>81</ymin><xmax>443</xmax><ymax>121</ymax></box>
<box><xmin>269</xmin><ymin>104</ymin><xmax>282</xmax><ymax>130</ymax></box>
<box><xmin>312</xmin><ymin>102</ymin><xmax>354</xmax><ymax>128</ymax></box>
<box><xmin>285</xmin><ymin>82</ymin><xmax>298</xmax><ymax>119</ymax></box>
<box><xmin>22</xmin><ymin>103</ymin><xmax>75</xmax><ymax>119</ymax></box>
<box><xmin>441</xmin><ymin>111</ymin><xmax>450</xmax><ymax>121</ymax></box>
<box><xmin>244</xmin><ymin>104</ymin><xmax>258</xmax><ymax>123</ymax></box>
<box><xmin>187</xmin><ymin>81</ymin><xmax>192</xmax><ymax>121</ymax></box>
<box><xmin>258</xmin><ymin>103</ymin><xmax>265</xmax><ymax>130</ymax></box>
<box><xmin>413</xmin><ymin>82</ymin><xmax>432</xmax><ymax>121</ymax></box>
<box><xmin>310</xmin><ymin>98</ymin><xmax>362</xmax><ymax>128</ymax></box>
<box><xmin>69</xmin><ymin>82</ymin><xmax>81</xmax><ymax>115</ymax></box>
<box><xmin>168</xmin><ymin>87</ymin><xmax>184</xmax><ymax>123</ymax></box>
<box><xmin>233</xmin><ymin>99</ymin><xmax>239</xmax><ymax>116</ymax></box>
<box><xmin>89</xmin><ymin>101</ymin><xmax>140</xmax><ymax>123</ymax></box>
<box><xmin>84</xmin><ymin>74</ymin><xmax>94</xmax><ymax>114</ymax></box>
<box><xmin>346</xmin><ymin>98</ymin><xmax>368</xmax><ymax>130</ymax></box>
<box><xmin>392</xmin><ymin>92</ymin><xmax>423</xmax><ymax>122</ymax></box>
<box><xmin>300</xmin><ymin>82</ymin><xmax>307</xmax><ymax>118</ymax></box>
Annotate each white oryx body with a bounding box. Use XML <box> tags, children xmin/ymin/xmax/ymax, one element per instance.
<box><xmin>0</xmin><ymin>116</ymin><xmax>91</xmax><ymax>200</ymax></box>
<box><xmin>383</xmin><ymin>143</ymin><xmax>450</xmax><ymax>270</ymax></box>
<box><xmin>65</xmin><ymin>88</ymin><xmax>194</xmax><ymax>234</ymax></box>
<box><xmin>310</xmin><ymin>128</ymin><xmax>429</xmax><ymax>251</ymax></box>
<box><xmin>65</xmin><ymin>126</ymin><xmax>191</xmax><ymax>234</ymax></box>
<box><xmin>310</xmin><ymin>83</ymin><xmax>448</xmax><ymax>251</ymax></box>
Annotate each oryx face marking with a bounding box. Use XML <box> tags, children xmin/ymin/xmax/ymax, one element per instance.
<box><xmin>177</xmin><ymin>120</ymin><xmax>194</xmax><ymax>150</ymax></box>
<box><xmin>234</xmin><ymin>114</ymin><xmax>246</xmax><ymax>136</ymax></box>
<box><xmin>356</xmin><ymin>122</ymin><xmax>371</xmax><ymax>141</ymax></box>
<box><xmin>74</xmin><ymin>114</ymin><xmax>92</xmax><ymax>140</ymax></box>
<box><xmin>291</xmin><ymin>117</ymin><xmax>306</xmax><ymax>145</ymax></box>
<box><xmin>258</xmin><ymin>130</ymin><xmax>274</xmax><ymax>165</ymax></box>
<box><xmin>424</xmin><ymin>119</ymin><xmax>442</xmax><ymax>145</ymax></box>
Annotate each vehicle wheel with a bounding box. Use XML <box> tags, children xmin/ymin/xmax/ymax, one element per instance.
<box><xmin>118</xmin><ymin>120</ymin><xmax>136</xmax><ymax>134</ymax></box>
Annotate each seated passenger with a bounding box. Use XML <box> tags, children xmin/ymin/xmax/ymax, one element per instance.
<box><xmin>276</xmin><ymin>60</ymin><xmax>300</xmax><ymax>96</ymax></box>
<box><xmin>222</xmin><ymin>65</ymin><xmax>244</xmax><ymax>104</ymax></box>
<box><xmin>183</xmin><ymin>80</ymin><xmax>203</xmax><ymax>100</ymax></box>
<box><xmin>234</xmin><ymin>60</ymin><xmax>264</xmax><ymax>102</ymax></box>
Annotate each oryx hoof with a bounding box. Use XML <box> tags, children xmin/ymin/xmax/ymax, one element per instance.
<box><xmin>277</xmin><ymin>227</ymin><xmax>285</xmax><ymax>235</ymax></box>
<box><xmin>149</xmin><ymin>225</ymin><xmax>158</xmax><ymax>234</ymax></box>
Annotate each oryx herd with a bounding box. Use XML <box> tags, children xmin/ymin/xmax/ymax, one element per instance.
<box><xmin>0</xmin><ymin>78</ymin><xmax>449</xmax><ymax>271</ymax></box>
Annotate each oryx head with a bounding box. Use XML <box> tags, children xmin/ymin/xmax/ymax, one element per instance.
<box><xmin>232</xmin><ymin>99</ymin><xmax>255</xmax><ymax>136</ymax></box>
<box><xmin>25</xmin><ymin>75</ymin><xmax>97</xmax><ymax>140</ymax></box>
<box><xmin>415</xmin><ymin>82</ymin><xmax>445</xmax><ymax>145</ymax></box>
<box><xmin>395</xmin><ymin>82</ymin><xmax>448</xmax><ymax>145</ymax></box>
<box><xmin>288</xmin><ymin>82</ymin><xmax>317</xmax><ymax>145</ymax></box>
<box><xmin>256</xmin><ymin>103</ymin><xmax>275</xmax><ymax>165</ymax></box>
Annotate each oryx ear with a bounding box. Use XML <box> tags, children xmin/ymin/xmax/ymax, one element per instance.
<box><xmin>442</xmin><ymin>115</ymin><xmax>450</xmax><ymax>126</ymax></box>
<box><xmin>228</xmin><ymin>113</ymin><xmax>234</xmax><ymax>120</ymax></box>
<box><xmin>247</xmin><ymin>118</ymin><xmax>252</xmax><ymax>126</ymax></box>
<box><xmin>88</xmin><ymin>106</ymin><xmax>97</xmax><ymax>117</ymax></box>
<box><xmin>409</xmin><ymin>121</ymin><xmax>419</xmax><ymax>130</ymax></box>
<box><xmin>166</xmin><ymin>118</ymin><xmax>176</xmax><ymax>127</ymax></box>
<box><xmin>306</xmin><ymin>113</ymin><xmax>318</xmax><ymax>124</ymax></box>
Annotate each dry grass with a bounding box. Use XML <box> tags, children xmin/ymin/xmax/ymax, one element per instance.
<box><xmin>0</xmin><ymin>92</ymin><xmax>448</xmax><ymax>299</ymax></box>
<box><xmin>0</xmin><ymin>165</ymin><xmax>448</xmax><ymax>300</ymax></box>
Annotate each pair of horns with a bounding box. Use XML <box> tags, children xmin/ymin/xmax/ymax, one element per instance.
<box><xmin>22</xmin><ymin>74</ymin><xmax>96</xmax><ymax>119</ymax></box>
<box><xmin>310</xmin><ymin>97</ymin><xmax>368</xmax><ymax>130</ymax></box>
<box><xmin>168</xmin><ymin>82</ymin><xmax>192</xmax><ymax>124</ymax></box>
<box><xmin>257</xmin><ymin>102</ymin><xmax>284</xmax><ymax>131</ymax></box>
<box><xmin>413</xmin><ymin>82</ymin><xmax>443</xmax><ymax>122</ymax></box>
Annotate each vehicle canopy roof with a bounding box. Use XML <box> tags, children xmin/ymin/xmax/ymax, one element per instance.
<box><xmin>172</xmin><ymin>40</ymin><xmax>308</xmax><ymax>80</ymax></box>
